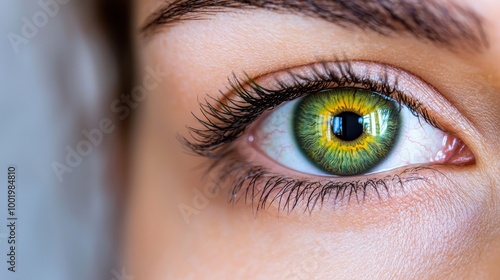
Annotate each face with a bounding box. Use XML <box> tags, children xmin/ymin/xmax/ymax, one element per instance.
<box><xmin>126</xmin><ymin>0</ymin><xmax>500</xmax><ymax>278</ymax></box>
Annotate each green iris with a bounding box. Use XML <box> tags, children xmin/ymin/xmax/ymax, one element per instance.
<box><xmin>293</xmin><ymin>88</ymin><xmax>401</xmax><ymax>176</ymax></box>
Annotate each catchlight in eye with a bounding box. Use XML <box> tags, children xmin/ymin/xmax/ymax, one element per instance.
<box><xmin>293</xmin><ymin>88</ymin><xmax>401</xmax><ymax>176</ymax></box>
<box><xmin>251</xmin><ymin>85</ymin><xmax>458</xmax><ymax>178</ymax></box>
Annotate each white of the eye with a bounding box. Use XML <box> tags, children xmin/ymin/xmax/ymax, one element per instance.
<box><xmin>253</xmin><ymin>97</ymin><xmax>447</xmax><ymax>177</ymax></box>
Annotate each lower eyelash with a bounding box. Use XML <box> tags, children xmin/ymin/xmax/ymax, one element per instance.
<box><xmin>183</xmin><ymin>60</ymin><xmax>447</xmax><ymax>213</ymax></box>
<box><xmin>206</xmin><ymin>149</ymin><xmax>435</xmax><ymax>213</ymax></box>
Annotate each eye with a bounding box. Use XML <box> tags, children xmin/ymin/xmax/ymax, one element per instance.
<box><xmin>182</xmin><ymin>60</ymin><xmax>475</xmax><ymax>211</ymax></box>
<box><xmin>252</xmin><ymin>88</ymin><xmax>452</xmax><ymax>177</ymax></box>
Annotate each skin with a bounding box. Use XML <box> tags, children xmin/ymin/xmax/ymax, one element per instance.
<box><xmin>126</xmin><ymin>0</ymin><xmax>500</xmax><ymax>279</ymax></box>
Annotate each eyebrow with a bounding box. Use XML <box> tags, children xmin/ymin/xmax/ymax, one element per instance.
<box><xmin>141</xmin><ymin>0</ymin><xmax>488</xmax><ymax>52</ymax></box>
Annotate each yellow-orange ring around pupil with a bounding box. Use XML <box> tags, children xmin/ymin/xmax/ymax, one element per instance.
<box><xmin>315</xmin><ymin>114</ymin><xmax>378</xmax><ymax>151</ymax></box>
<box><xmin>293</xmin><ymin>88</ymin><xmax>401</xmax><ymax>176</ymax></box>
<box><xmin>315</xmin><ymin>90</ymin><xmax>384</xmax><ymax>116</ymax></box>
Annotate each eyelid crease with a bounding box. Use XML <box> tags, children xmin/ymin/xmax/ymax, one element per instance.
<box><xmin>181</xmin><ymin>60</ymin><xmax>441</xmax><ymax>158</ymax></box>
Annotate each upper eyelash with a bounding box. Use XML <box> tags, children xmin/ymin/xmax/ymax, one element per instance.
<box><xmin>181</xmin><ymin>60</ymin><xmax>438</xmax><ymax>158</ymax></box>
<box><xmin>181</xmin><ymin>60</ymin><xmax>445</xmax><ymax>212</ymax></box>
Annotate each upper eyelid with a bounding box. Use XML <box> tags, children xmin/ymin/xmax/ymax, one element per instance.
<box><xmin>250</xmin><ymin>60</ymin><xmax>472</xmax><ymax>128</ymax></box>
<box><xmin>182</xmin><ymin>60</ymin><xmax>466</xmax><ymax>157</ymax></box>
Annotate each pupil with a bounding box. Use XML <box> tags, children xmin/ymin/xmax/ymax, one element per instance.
<box><xmin>331</xmin><ymin>111</ymin><xmax>364</xmax><ymax>141</ymax></box>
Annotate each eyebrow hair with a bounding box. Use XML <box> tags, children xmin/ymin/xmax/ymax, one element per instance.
<box><xmin>141</xmin><ymin>0</ymin><xmax>488</xmax><ymax>52</ymax></box>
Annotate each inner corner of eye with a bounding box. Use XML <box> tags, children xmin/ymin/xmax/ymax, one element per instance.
<box><xmin>431</xmin><ymin>134</ymin><xmax>476</xmax><ymax>166</ymax></box>
<box><xmin>245</xmin><ymin>88</ymin><xmax>475</xmax><ymax>177</ymax></box>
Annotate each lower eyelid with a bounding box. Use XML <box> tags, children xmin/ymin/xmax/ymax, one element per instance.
<box><xmin>198</xmin><ymin>123</ymin><xmax>474</xmax><ymax>214</ymax></box>
<box><xmin>206</xmin><ymin>147</ymin><xmax>450</xmax><ymax>213</ymax></box>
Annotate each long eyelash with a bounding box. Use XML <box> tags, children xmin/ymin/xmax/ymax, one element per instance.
<box><xmin>182</xmin><ymin>60</ymin><xmax>438</xmax><ymax>212</ymax></box>
<box><xmin>181</xmin><ymin>60</ymin><xmax>437</xmax><ymax>158</ymax></box>
<box><xmin>204</xmin><ymin>150</ymin><xmax>435</xmax><ymax>214</ymax></box>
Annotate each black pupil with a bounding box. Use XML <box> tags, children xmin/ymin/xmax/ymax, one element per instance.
<box><xmin>331</xmin><ymin>112</ymin><xmax>364</xmax><ymax>141</ymax></box>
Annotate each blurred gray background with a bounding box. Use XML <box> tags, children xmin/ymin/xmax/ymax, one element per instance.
<box><xmin>0</xmin><ymin>1</ymin><xmax>118</xmax><ymax>279</ymax></box>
